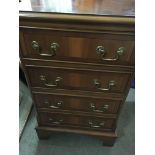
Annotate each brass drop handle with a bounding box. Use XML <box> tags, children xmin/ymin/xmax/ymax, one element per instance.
<box><xmin>94</xmin><ymin>79</ymin><xmax>115</xmax><ymax>91</ymax></box>
<box><xmin>40</xmin><ymin>75</ymin><xmax>62</xmax><ymax>87</ymax></box>
<box><xmin>96</xmin><ymin>46</ymin><xmax>125</xmax><ymax>61</ymax></box>
<box><xmin>31</xmin><ymin>41</ymin><xmax>59</xmax><ymax>56</ymax></box>
<box><xmin>51</xmin><ymin>101</ymin><xmax>63</xmax><ymax>109</ymax></box>
<box><xmin>44</xmin><ymin>100</ymin><xmax>63</xmax><ymax>109</ymax></box>
<box><xmin>50</xmin><ymin>101</ymin><xmax>63</xmax><ymax>109</ymax></box>
<box><xmin>88</xmin><ymin>120</ymin><xmax>105</xmax><ymax>128</ymax></box>
<box><xmin>48</xmin><ymin>118</ymin><xmax>63</xmax><ymax>125</ymax></box>
<box><xmin>90</xmin><ymin>103</ymin><xmax>109</xmax><ymax>113</ymax></box>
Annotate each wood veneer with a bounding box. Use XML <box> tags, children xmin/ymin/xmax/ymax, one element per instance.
<box><xmin>26</xmin><ymin>65</ymin><xmax>131</xmax><ymax>93</ymax></box>
<box><xmin>19</xmin><ymin>0</ymin><xmax>135</xmax><ymax>146</ymax></box>
<box><xmin>33</xmin><ymin>92</ymin><xmax>121</xmax><ymax>114</ymax></box>
<box><xmin>20</xmin><ymin>29</ymin><xmax>134</xmax><ymax>65</ymax></box>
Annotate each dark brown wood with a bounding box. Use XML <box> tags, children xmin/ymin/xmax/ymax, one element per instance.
<box><xmin>19</xmin><ymin>0</ymin><xmax>135</xmax><ymax>146</ymax></box>
<box><xmin>33</xmin><ymin>92</ymin><xmax>122</xmax><ymax>114</ymax></box>
<box><xmin>20</xmin><ymin>28</ymin><xmax>134</xmax><ymax>66</ymax></box>
<box><xmin>26</xmin><ymin>65</ymin><xmax>131</xmax><ymax>94</ymax></box>
<box><xmin>22</xmin><ymin>59</ymin><xmax>134</xmax><ymax>72</ymax></box>
<box><xmin>32</xmin><ymin>87</ymin><xmax>124</xmax><ymax>101</ymax></box>
<box><xmin>19</xmin><ymin>0</ymin><xmax>135</xmax><ymax>35</ymax></box>
<box><xmin>38</xmin><ymin>111</ymin><xmax>116</xmax><ymax>131</ymax></box>
<box><xmin>36</xmin><ymin>127</ymin><xmax>116</xmax><ymax>146</ymax></box>
<box><xmin>36</xmin><ymin>126</ymin><xmax>117</xmax><ymax>146</ymax></box>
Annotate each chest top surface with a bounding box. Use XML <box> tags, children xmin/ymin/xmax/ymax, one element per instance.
<box><xmin>19</xmin><ymin>0</ymin><xmax>134</xmax><ymax>17</ymax></box>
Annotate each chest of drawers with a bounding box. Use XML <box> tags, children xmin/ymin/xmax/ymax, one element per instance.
<box><xmin>19</xmin><ymin>0</ymin><xmax>135</xmax><ymax>146</ymax></box>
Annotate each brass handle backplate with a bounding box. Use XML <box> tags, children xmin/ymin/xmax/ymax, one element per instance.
<box><xmin>93</xmin><ymin>79</ymin><xmax>115</xmax><ymax>91</ymax></box>
<box><xmin>48</xmin><ymin>118</ymin><xmax>63</xmax><ymax>125</ymax></box>
<box><xmin>88</xmin><ymin>120</ymin><xmax>105</xmax><ymax>128</ymax></box>
<box><xmin>31</xmin><ymin>41</ymin><xmax>59</xmax><ymax>56</ymax></box>
<box><xmin>96</xmin><ymin>46</ymin><xmax>125</xmax><ymax>61</ymax></box>
<box><xmin>90</xmin><ymin>103</ymin><xmax>109</xmax><ymax>112</ymax></box>
<box><xmin>40</xmin><ymin>75</ymin><xmax>62</xmax><ymax>87</ymax></box>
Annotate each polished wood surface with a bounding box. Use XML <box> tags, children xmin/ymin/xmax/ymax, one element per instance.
<box><xmin>23</xmin><ymin>59</ymin><xmax>134</xmax><ymax>73</ymax></box>
<box><xmin>33</xmin><ymin>92</ymin><xmax>121</xmax><ymax>114</ymax></box>
<box><xmin>26</xmin><ymin>66</ymin><xmax>130</xmax><ymax>93</ymax></box>
<box><xmin>20</xmin><ymin>29</ymin><xmax>134</xmax><ymax>65</ymax></box>
<box><xmin>38</xmin><ymin>112</ymin><xmax>116</xmax><ymax>131</ymax></box>
<box><xmin>19</xmin><ymin>0</ymin><xmax>135</xmax><ymax>146</ymax></box>
<box><xmin>19</xmin><ymin>0</ymin><xmax>134</xmax><ymax>17</ymax></box>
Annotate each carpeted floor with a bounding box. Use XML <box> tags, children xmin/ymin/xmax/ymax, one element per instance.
<box><xmin>19</xmin><ymin>80</ymin><xmax>33</xmax><ymax>139</ymax></box>
<box><xmin>19</xmin><ymin>89</ymin><xmax>135</xmax><ymax>155</ymax></box>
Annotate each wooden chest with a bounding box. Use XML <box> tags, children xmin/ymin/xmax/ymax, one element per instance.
<box><xmin>19</xmin><ymin>0</ymin><xmax>135</xmax><ymax>146</ymax></box>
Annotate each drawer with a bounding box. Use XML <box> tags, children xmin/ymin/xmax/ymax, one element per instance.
<box><xmin>27</xmin><ymin>66</ymin><xmax>131</xmax><ymax>93</ymax></box>
<box><xmin>20</xmin><ymin>29</ymin><xmax>134</xmax><ymax>65</ymax></box>
<box><xmin>33</xmin><ymin>93</ymin><xmax>121</xmax><ymax>114</ymax></box>
<box><xmin>38</xmin><ymin>112</ymin><xmax>116</xmax><ymax>131</ymax></box>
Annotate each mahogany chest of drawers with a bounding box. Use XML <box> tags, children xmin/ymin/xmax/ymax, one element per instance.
<box><xmin>19</xmin><ymin>0</ymin><xmax>135</xmax><ymax>146</ymax></box>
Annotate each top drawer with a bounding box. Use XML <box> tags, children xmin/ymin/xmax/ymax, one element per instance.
<box><xmin>20</xmin><ymin>29</ymin><xmax>134</xmax><ymax>66</ymax></box>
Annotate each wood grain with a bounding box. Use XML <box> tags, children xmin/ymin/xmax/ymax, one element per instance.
<box><xmin>20</xmin><ymin>29</ymin><xmax>134</xmax><ymax>66</ymax></box>
<box><xmin>33</xmin><ymin>92</ymin><xmax>122</xmax><ymax>114</ymax></box>
<box><xmin>26</xmin><ymin>65</ymin><xmax>131</xmax><ymax>93</ymax></box>
<box><xmin>19</xmin><ymin>0</ymin><xmax>135</xmax><ymax>146</ymax></box>
<box><xmin>38</xmin><ymin>111</ymin><xmax>116</xmax><ymax>131</ymax></box>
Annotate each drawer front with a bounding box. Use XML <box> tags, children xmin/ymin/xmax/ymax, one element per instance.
<box><xmin>20</xmin><ymin>29</ymin><xmax>134</xmax><ymax>65</ymax></box>
<box><xmin>27</xmin><ymin>66</ymin><xmax>131</xmax><ymax>93</ymax></box>
<box><xmin>38</xmin><ymin>112</ymin><xmax>116</xmax><ymax>131</ymax></box>
<box><xmin>33</xmin><ymin>93</ymin><xmax>121</xmax><ymax>114</ymax></box>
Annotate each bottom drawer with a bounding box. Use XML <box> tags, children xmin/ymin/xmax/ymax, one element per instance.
<box><xmin>38</xmin><ymin>112</ymin><xmax>116</xmax><ymax>131</ymax></box>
